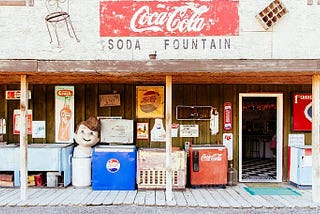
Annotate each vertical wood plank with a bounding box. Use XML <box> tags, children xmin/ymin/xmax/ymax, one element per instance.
<box><xmin>7</xmin><ymin>85</ymin><xmax>20</xmax><ymax>143</ymax></box>
<box><xmin>196</xmin><ymin>85</ymin><xmax>210</xmax><ymax>144</ymax></box>
<box><xmin>75</xmin><ymin>85</ymin><xmax>86</xmax><ymax>126</ymax></box>
<box><xmin>32</xmin><ymin>85</ymin><xmax>46</xmax><ymax>143</ymax></box>
<box><xmin>312</xmin><ymin>75</ymin><xmax>320</xmax><ymax>202</ymax></box>
<box><xmin>97</xmin><ymin>84</ymin><xmax>112</xmax><ymax>117</ymax></box>
<box><xmin>110</xmin><ymin>84</ymin><xmax>125</xmax><ymax>117</ymax></box>
<box><xmin>20</xmin><ymin>75</ymin><xmax>28</xmax><ymax>201</ymax></box>
<box><xmin>46</xmin><ymin>85</ymin><xmax>55</xmax><ymax>142</ymax></box>
<box><xmin>182</xmin><ymin>85</ymin><xmax>197</xmax><ymax>144</ymax></box>
<box><xmin>172</xmin><ymin>85</ymin><xmax>184</xmax><ymax>148</ymax></box>
<box><xmin>0</xmin><ymin>85</ymin><xmax>7</xmax><ymax>142</ymax></box>
<box><xmin>85</xmin><ymin>85</ymin><xmax>98</xmax><ymax>118</ymax></box>
<box><xmin>165</xmin><ymin>75</ymin><xmax>173</xmax><ymax>201</ymax></box>
<box><xmin>124</xmin><ymin>84</ymin><xmax>134</xmax><ymax>119</ymax></box>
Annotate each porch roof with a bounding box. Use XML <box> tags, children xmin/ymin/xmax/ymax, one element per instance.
<box><xmin>0</xmin><ymin>59</ymin><xmax>319</xmax><ymax>85</ymax></box>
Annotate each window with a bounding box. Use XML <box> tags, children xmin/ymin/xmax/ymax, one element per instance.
<box><xmin>0</xmin><ymin>0</ymin><xmax>34</xmax><ymax>6</ymax></box>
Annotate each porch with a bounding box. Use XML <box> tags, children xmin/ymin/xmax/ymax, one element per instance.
<box><xmin>0</xmin><ymin>183</ymin><xmax>319</xmax><ymax>208</ymax></box>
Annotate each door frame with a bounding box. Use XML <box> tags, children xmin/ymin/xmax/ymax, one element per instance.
<box><xmin>238</xmin><ymin>93</ymin><xmax>283</xmax><ymax>182</ymax></box>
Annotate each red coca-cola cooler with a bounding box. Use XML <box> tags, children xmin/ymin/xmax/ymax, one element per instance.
<box><xmin>189</xmin><ymin>145</ymin><xmax>228</xmax><ymax>187</ymax></box>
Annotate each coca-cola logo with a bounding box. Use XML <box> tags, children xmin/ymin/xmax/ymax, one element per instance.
<box><xmin>130</xmin><ymin>3</ymin><xmax>209</xmax><ymax>34</ymax></box>
<box><xmin>201</xmin><ymin>153</ymin><xmax>222</xmax><ymax>162</ymax></box>
<box><xmin>100</xmin><ymin>0</ymin><xmax>239</xmax><ymax>37</ymax></box>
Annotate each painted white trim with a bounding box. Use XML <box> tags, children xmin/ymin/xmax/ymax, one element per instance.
<box><xmin>239</xmin><ymin>93</ymin><xmax>283</xmax><ymax>182</ymax></box>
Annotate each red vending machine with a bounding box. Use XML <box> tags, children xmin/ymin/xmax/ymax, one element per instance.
<box><xmin>189</xmin><ymin>145</ymin><xmax>228</xmax><ymax>187</ymax></box>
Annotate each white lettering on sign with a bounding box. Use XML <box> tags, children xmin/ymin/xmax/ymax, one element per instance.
<box><xmin>130</xmin><ymin>3</ymin><xmax>209</xmax><ymax>33</ymax></box>
<box><xmin>201</xmin><ymin>153</ymin><xmax>222</xmax><ymax>162</ymax></box>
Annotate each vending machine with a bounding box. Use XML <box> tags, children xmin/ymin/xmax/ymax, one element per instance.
<box><xmin>189</xmin><ymin>145</ymin><xmax>228</xmax><ymax>187</ymax></box>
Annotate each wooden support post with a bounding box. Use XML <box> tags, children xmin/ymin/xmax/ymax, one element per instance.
<box><xmin>312</xmin><ymin>74</ymin><xmax>320</xmax><ymax>203</ymax></box>
<box><xmin>165</xmin><ymin>75</ymin><xmax>173</xmax><ymax>201</ymax></box>
<box><xmin>20</xmin><ymin>75</ymin><xmax>28</xmax><ymax>201</ymax></box>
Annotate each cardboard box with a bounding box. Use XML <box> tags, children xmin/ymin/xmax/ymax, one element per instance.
<box><xmin>0</xmin><ymin>180</ymin><xmax>14</xmax><ymax>187</ymax></box>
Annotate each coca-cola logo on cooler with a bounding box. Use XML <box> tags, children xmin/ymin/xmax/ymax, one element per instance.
<box><xmin>201</xmin><ymin>153</ymin><xmax>222</xmax><ymax>162</ymax></box>
<box><xmin>100</xmin><ymin>0</ymin><xmax>239</xmax><ymax>37</ymax></box>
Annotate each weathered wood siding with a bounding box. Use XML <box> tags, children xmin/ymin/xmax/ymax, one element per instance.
<box><xmin>0</xmin><ymin>84</ymin><xmax>312</xmax><ymax>180</ymax></box>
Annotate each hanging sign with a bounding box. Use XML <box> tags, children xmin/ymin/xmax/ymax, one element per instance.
<box><xmin>292</xmin><ymin>93</ymin><xmax>312</xmax><ymax>131</ymax></box>
<box><xmin>180</xmin><ymin>124</ymin><xmax>199</xmax><ymax>137</ymax></box>
<box><xmin>223</xmin><ymin>133</ymin><xmax>233</xmax><ymax>160</ymax></box>
<box><xmin>151</xmin><ymin>118</ymin><xmax>166</xmax><ymax>142</ymax></box>
<box><xmin>13</xmin><ymin>109</ymin><xmax>32</xmax><ymax>135</ymax></box>
<box><xmin>6</xmin><ymin>90</ymin><xmax>31</xmax><ymax>100</ymax></box>
<box><xmin>32</xmin><ymin>121</ymin><xmax>46</xmax><ymax>139</ymax></box>
<box><xmin>100</xmin><ymin>0</ymin><xmax>239</xmax><ymax>37</ymax></box>
<box><xmin>137</xmin><ymin>122</ymin><xmax>149</xmax><ymax>140</ymax></box>
<box><xmin>223</xmin><ymin>102</ymin><xmax>232</xmax><ymax>131</ymax></box>
<box><xmin>99</xmin><ymin>94</ymin><xmax>121</xmax><ymax>107</ymax></box>
<box><xmin>136</xmin><ymin>86</ymin><xmax>164</xmax><ymax>118</ymax></box>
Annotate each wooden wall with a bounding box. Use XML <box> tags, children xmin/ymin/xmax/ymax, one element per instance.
<box><xmin>0</xmin><ymin>83</ymin><xmax>312</xmax><ymax>180</ymax></box>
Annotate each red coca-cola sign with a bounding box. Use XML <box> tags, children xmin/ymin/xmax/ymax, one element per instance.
<box><xmin>100</xmin><ymin>0</ymin><xmax>239</xmax><ymax>37</ymax></box>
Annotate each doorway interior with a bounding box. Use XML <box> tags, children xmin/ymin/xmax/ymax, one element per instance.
<box><xmin>239</xmin><ymin>93</ymin><xmax>283</xmax><ymax>182</ymax></box>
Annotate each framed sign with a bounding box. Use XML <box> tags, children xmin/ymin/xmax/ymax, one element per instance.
<box><xmin>32</xmin><ymin>121</ymin><xmax>46</xmax><ymax>138</ymax></box>
<box><xmin>180</xmin><ymin>124</ymin><xmax>199</xmax><ymax>137</ymax></box>
<box><xmin>55</xmin><ymin>86</ymin><xmax>75</xmax><ymax>143</ymax></box>
<box><xmin>99</xmin><ymin>94</ymin><xmax>120</xmax><ymax>107</ymax></box>
<box><xmin>13</xmin><ymin>109</ymin><xmax>32</xmax><ymax>135</ymax></box>
<box><xmin>223</xmin><ymin>102</ymin><xmax>232</xmax><ymax>131</ymax></box>
<box><xmin>100</xmin><ymin>118</ymin><xmax>134</xmax><ymax>144</ymax></box>
<box><xmin>137</xmin><ymin>122</ymin><xmax>149</xmax><ymax>140</ymax></box>
<box><xmin>136</xmin><ymin>86</ymin><xmax>164</xmax><ymax>118</ymax></box>
<box><xmin>292</xmin><ymin>93</ymin><xmax>312</xmax><ymax>131</ymax></box>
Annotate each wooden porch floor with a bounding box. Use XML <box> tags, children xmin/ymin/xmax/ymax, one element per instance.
<box><xmin>0</xmin><ymin>183</ymin><xmax>319</xmax><ymax>208</ymax></box>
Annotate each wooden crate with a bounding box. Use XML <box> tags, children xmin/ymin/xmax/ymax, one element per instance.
<box><xmin>137</xmin><ymin>148</ymin><xmax>186</xmax><ymax>189</ymax></box>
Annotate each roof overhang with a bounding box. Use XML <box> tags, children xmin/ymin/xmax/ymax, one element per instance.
<box><xmin>0</xmin><ymin>59</ymin><xmax>318</xmax><ymax>84</ymax></box>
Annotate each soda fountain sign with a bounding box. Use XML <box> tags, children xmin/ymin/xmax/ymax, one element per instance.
<box><xmin>100</xmin><ymin>0</ymin><xmax>239</xmax><ymax>37</ymax></box>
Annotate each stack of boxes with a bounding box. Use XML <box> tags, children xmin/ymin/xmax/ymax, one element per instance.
<box><xmin>0</xmin><ymin>173</ymin><xmax>13</xmax><ymax>187</ymax></box>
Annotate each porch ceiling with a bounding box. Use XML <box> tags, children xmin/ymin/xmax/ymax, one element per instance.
<box><xmin>0</xmin><ymin>59</ymin><xmax>318</xmax><ymax>85</ymax></box>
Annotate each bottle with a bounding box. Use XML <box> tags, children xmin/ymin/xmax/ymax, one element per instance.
<box><xmin>227</xmin><ymin>162</ymin><xmax>237</xmax><ymax>186</ymax></box>
<box><xmin>58</xmin><ymin>97</ymin><xmax>72</xmax><ymax>141</ymax></box>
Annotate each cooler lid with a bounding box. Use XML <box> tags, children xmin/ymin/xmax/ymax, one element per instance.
<box><xmin>191</xmin><ymin>144</ymin><xmax>225</xmax><ymax>149</ymax></box>
<box><xmin>94</xmin><ymin>145</ymin><xmax>136</xmax><ymax>153</ymax></box>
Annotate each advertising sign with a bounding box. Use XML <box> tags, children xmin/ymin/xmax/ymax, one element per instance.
<box><xmin>6</xmin><ymin>90</ymin><xmax>31</xmax><ymax>100</ymax></box>
<box><xmin>292</xmin><ymin>93</ymin><xmax>312</xmax><ymax>131</ymax></box>
<box><xmin>55</xmin><ymin>86</ymin><xmax>75</xmax><ymax>143</ymax></box>
<box><xmin>137</xmin><ymin>122</ymin><xmax>149</xmax><ymax>140</ymax></box>
<box><xmin>136</xmin><ymin>86</ymin><xmax>164</xmax><ymax>118</ymax></box>
<box><xmin>100</xmin><ymin>0</ymin><xmax>239</xmax><ymax>37</ymax></box>
<box><xmin>223</xmin><ymin>102</ymin><xmax>232</xmax><ymax>131</ymax></box>
<box><xmin>13</xmin><ymin>109</ymin><xmax>32</xmax><ymax>135</ymax></box>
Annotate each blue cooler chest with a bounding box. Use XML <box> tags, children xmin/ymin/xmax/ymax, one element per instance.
<box><xmin>92</xmin><ymin>145</ymin><xmax>137</xmax><ymax>190</ymax></box>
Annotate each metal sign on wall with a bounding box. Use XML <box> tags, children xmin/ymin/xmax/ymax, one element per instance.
<box><xmin>100</xmin><ymin>0</ymin><xmax>239</xmax><ymax>37</ymax></box>
<box><xmin>292</xmin><ymin>93</ymin><xmax>312</xmax><ymax>131</ymax></box>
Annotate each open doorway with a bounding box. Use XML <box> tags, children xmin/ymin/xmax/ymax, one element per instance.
<box><xmin>239</xmin><ymin>93</ymin><xmax>283</xmax><ymax>182</ymax></box>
